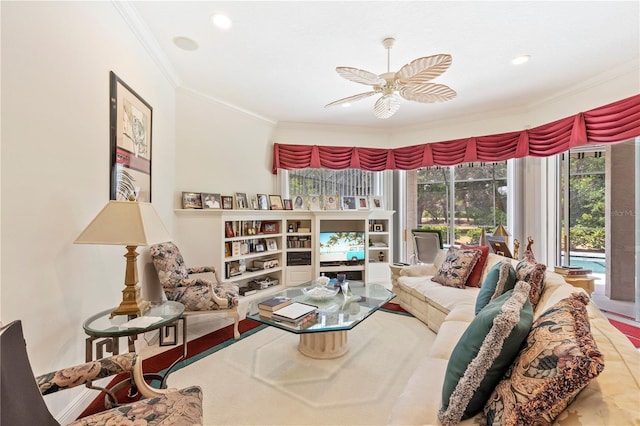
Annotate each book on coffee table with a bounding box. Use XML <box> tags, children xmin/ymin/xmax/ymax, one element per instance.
<box><xmin>257</xmin><ymin>296</ymin><xmax>292</xmax><ymax>312</ymax></box>
<box><xmin>272</xmin><ymin>302</ymin><xmax>317</xmax><ymax>324</ymax></box>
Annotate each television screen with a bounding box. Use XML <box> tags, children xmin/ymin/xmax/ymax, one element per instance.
<box><xmin>319</xmin><ymin>232</ymin><xmax>365</xmax><ymax>263</ymax></box>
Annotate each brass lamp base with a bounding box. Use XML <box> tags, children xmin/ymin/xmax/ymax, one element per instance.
<box><xmin>109</xmin><ymin>245</ymin><xmax>151</xmax><ymax>318</ymax></box>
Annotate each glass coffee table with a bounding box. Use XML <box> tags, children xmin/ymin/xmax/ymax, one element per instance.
<box><xmin>247</xmin><ymin>281</ymin><xmax>394</xmax><ymax>359</ymax></box>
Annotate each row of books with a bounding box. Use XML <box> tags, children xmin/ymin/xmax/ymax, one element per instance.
<box><xmin>257</xmin><ymin>297</ymin><xmax>318</xmax><ymax>325</ymax></box>
<box><xmin>554</xmin><ymin>265</ymin><xmax>592</xmax><ymax>276</ymax></box>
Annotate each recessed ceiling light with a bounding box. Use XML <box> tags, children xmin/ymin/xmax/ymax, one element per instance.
<box><xmin>173</xmin><ymin>36</ymin><xmax>198</xmax><ymax>51</ymax></box>
<box><xmin>211</xmin><ymin>13</ymin><xmax>232</xmax><ymax>29</ymax></box>
<box><xmin>512</xmin><ymin>55</ymin><xmax>530</xmax><ymax>65</ymax></box>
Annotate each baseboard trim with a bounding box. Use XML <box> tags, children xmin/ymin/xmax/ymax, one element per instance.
<box><xmin>54</xmin><ymin>377</ymin><xmax>111</xmax><ymax>424</ymax></box>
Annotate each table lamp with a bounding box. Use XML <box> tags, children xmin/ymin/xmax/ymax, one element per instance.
<box><xmin>75</xmin><ymin>199</ymin><xmax>171</xmax><ymax>318</ymax></box>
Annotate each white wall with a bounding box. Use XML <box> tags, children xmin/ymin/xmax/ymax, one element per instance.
<box><xmin>1</xmin><ymin>1</ymin><xmax>176</xmax><ymax>418</ymax></box>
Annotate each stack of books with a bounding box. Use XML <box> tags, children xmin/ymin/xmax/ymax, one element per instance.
<box><xmin>271</xmin><ymin>302</ymin><xmax>318</xmax><ymax>325</ymax></box>
<box><xmin>257</xmin><ymin>296</ymin><xmax>292</xmax><ymax>318</ymax></box>
<box><xmin>554</xmin><ymin>265</ymin><xmax>592</xmax><ymax>276</ymax></box>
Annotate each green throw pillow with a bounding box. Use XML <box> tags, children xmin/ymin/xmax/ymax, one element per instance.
<box><xmin>439</xmin><ymin>282</ymin><xmax>533</xmax><ymax>426</ymax></box>
<box><xmin>475</xmin><ymin>261</ymin><xmax>517</xmax><ymax>314</ymax></box>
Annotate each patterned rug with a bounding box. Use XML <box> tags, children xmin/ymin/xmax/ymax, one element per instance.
<box><xmin>608</xmin><ymin>317</ymin><xmax>640</xmax><ymax>348</ymax></box>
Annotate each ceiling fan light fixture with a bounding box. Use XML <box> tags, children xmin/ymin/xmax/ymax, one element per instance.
<box><xmin>325</xmin><ymin>38</ymin><xmax>455</xmax><ymax>119</ymax></box>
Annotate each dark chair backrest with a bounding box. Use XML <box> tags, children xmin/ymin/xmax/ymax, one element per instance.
<box><xmin>1</xmin><ymin>320</ymin><xmax>59</xmax><ymax>426</ymax></box>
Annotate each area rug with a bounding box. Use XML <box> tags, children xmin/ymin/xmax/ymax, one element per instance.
<box><xmin>167</xmin><ymin>310</ymin><xmax>435</xmax><ymax>425</ymax></box>
<box><xmin>609</xmin><ymin>318</ymin><xmax>640</xmax><ymax>348</ymax></box>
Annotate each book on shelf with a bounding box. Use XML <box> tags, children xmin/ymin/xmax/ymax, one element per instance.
<box><xmin>257</xmin><ymin>296</ymin><xmax>292</xmax><ymax>312</ymax></box>
<box><xmin>554</xmin><ymin>266</ymin><xmax>592</xmax><ymax>276</ymax></box>
<box><xmin>239</xmin><ymin>287</ymin><xmax>257</xmax><ymax>296</ymax></box>
<box><xmin>271</xmin><ymin>302</ymin><xmax>317</xmax><ymax>323</ymax></box>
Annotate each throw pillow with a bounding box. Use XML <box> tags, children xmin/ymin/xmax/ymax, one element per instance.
<box><xmin>438</xmin><ymin>281</ymin><xmax>533</xmax><ymax>425</ymax></box>
<box><xmin>515</xmin><ymin>250</ymin><xmax>546</xmax><ymax>310</ymax></box>
<box><xmin>432</xmin><ymin>246</ymin><xmax>482</xmax><ymax>289</ymax></box>
<box><xmin>483</xmin><ymin>293</ymin><xmax>605</xmax><ymax>426</ymax></box>
<box><xmin>460</xmin><ymin>244</ymin><xmax>490</xmax><ymax>287</ymax></box>
<box><xmin>475</xmin><ymin>261</ymin><xmax>517</xmax><ymax>315</ymax></box>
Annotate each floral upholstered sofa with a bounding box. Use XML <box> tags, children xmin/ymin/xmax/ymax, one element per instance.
<box><xmin>387</xmin><ymin>248</ymin><xmax>640</xmax><ymax>425</ymax></box>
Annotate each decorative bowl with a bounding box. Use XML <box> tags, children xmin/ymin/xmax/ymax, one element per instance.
<box><xmin>302</xmin><ymin>285</ymin><xmax>339</xmax><ymax>301</ymax></box>
<box><xmin>315</xmin><ymin>276</ymin><xmax>331</xmax><ymax>286</ymax></box>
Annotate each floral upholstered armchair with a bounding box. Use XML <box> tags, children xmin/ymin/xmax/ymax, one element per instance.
<box><xmin>1</xmin><ymin>320</ymin><xmax>203</xmax><ymax>426</ymax></box>
<box><xmin>150</xmin><ymin>241</ymin><xmax>240</xmax><ymax>339</ymax></box>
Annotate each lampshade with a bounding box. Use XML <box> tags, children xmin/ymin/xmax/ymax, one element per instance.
<box><xmin>75</xmin><ymin>200</ymin><xmax>171</xmax><ymax>318</ymax></box>
<box><xmin>75</xmin><ymin>200</ymin><xmax>171</xmax><ymax>246</ymax></box>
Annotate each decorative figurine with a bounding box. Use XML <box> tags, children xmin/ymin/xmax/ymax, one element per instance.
<box><xmin>378</xmin><ymin>251</ymin><xmax>385</xmax><ymax>262</ymax></box>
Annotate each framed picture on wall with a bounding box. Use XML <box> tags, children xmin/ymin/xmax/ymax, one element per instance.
<box><xmin>201</xmin><ymin>193</ymin><xmax>221</xmax><ymax>209</ymax></box>
<box><xmin>222</xmin><ymin>196</ymin><xmax>234</xmax><ymax>209</ymax></box>
<box><xmin>182</xmin><ymin>192</ymin><xmax>202</xmax><ymax>209</ymax></box>
<box><xmin>269</xmin><ymin>195</ymin><xmax>284</xmax><ymax>210</ymax></box>
<box><xmin>109</xmin><ymin>71</ymin><xmax>153</xmax><ymax>202</ymax></box>
<box><xmin>235</xmin><ymin>192</ymin><xmax>249</xmax><ymax>209</ymax></box>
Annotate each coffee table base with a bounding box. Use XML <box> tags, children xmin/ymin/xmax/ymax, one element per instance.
<box><xmin>298</xmin><ymin>330</ymin><xmax>348</xmax><ymax>359</ymax></box>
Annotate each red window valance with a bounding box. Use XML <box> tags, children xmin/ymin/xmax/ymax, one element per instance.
<box><xmin>272</xmin><ymin>93</ymin><xmax>640</xmax><ymax>173</ymax></box>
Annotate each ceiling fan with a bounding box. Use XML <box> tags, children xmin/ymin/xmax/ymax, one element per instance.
<box><xmin>325</xmin><ymin>38</ymin><xmax>456</xmax><ymax>119</ymax></box>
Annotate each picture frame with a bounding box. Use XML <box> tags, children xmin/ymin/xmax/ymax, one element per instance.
<box><xmin>342</xmin><ymin>196</ymin><xmax>357</xmax><ymax>210</ymax></box>
<box><xmin>221</xmin><ymin>195</ymin><xmax>234</xmax><ymax>209</ymax></box>
<box><xmin>257</xmin><ymin>194</ymin><xmax>270</xmax><ymax>210</ymax></box>
<box><xmin>250</xmin><ymin>196</ymin><xmax>258</xmax><ymax>210</ymax></box>
<box><xmin>235</xmin><ymin>192</ymin><xmax>249</xmax><ymax>209</ymax></box>
<box><xmin>283</xmin><ymin>199</ymin><xmax>293</xmax><ymax>210</ymax></box>
<box><xmin>357</xmin><ymin>196</ymin><xmax>369</xmax><ymax>210</ymax></box>
<box><xmin>109</xmin><ymin>71</ymin><xmax>153</xmax><ymax>202</ymax></box>
<box><xmin>182</xmin><ymin>192</ymin><xmax>202</xmax><ymax>209</ymax></box>
<box><xmin>265</xmin><ymin>238</ymin><xmax>278</xmax><ymax>251</ymax></box>
<box><xmin>370</xmin><ymin>196</ymin><xmax>384</xmax><ymax>209</ymax></box>
<box><xmin>269</xmin><ymin>194</ymin><xmax>284</xmax><ymax>210</ymax></box>
<box><xmin>201</xmin><ymin>193</ymin><xmax>221</xmax><ymax>209</ymax></box>
<box><xmin>487</xmin><ymin>236</ymin><xmax>513</xmax><ymax>258</ymax></box>
<box><xmin>323</xmin><ymin>195</ymin><xmax>339</xmax><ymax>210</ymax></box>
<box><xmin>292</xmin><ymin>195</ymin><xmax>306</xmax><ymax>210</ymax></box>
<box><xmin>373</xmin><ymin>223</ymin><xmax>384</xmax><ymax>232</ymax></box>
<box><xmin>262</xmin><ymin>221</ymin><xmax>279</xmax><ymax>234</ymax></box>
<box><xmin>308</xmin><ymin>195</ymin><xmax>321</xmax><ymax>211</ymax></box>
<box><xmin>254</xmin><ymin>243</ymin><xmax>266</xmax><ymax>252</ymax></box>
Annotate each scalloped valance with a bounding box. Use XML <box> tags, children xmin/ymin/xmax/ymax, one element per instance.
<box><xmin>272</xmin><ymin>93</ymin><xmax>640</xmax><ymax>173</ymax></box>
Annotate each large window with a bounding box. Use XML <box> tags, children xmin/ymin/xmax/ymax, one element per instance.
<box><xmin>416</xmin><ymin>163</ymin><xmax>508</xmax><ymax>246</ymax></box>
<box><xmin>287</xmin><ymin>168</ymin><xmax>381</xmax><ymax>199</ymax></box>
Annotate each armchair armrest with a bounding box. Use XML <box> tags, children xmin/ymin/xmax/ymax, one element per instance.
<box><xmin>36</xmin><ymin>353</ymin><xmax>176</xmax><ymax>399</ymax></box>
<box><xmin>187</xmin><ymin>266</ymin><xmax>216</xmax><ymax>274</ymax></box>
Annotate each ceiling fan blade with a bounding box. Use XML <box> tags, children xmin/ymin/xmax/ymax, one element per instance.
<box><xmin>395</xmin><ymin>54</ymin><xmax>452</xmax><ymax>85</ymax></box>
<box><xmin>374</xmin><ymin>93</ymin><xmax>401</xmax><ymax>119</ymax></box>
<box><xmin>324</xmin><ymin>91</ymin><xmax>376</xmax><ymax>108</ymax></box>
<box><xmin>400</xmin><ymin>83</ymin><xmax>457</xmax><ymax>103</ymax></box>
<box><xmin>336</xmin><ymin>67</ymin><xmax>386</xmax><ymax>86</ymax></box>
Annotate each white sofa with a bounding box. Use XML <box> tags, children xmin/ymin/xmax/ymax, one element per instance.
<box><xmin>388</xmin><ymin>250</ymin><xmax>640</xmax><ymax>425</ymax></box>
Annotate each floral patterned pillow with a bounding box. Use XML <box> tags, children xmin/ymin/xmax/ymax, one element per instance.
<box><xmin>432</xmin><ymin>246</ymin><xmax>482</xmax><ymax>289</ymax></box>
<box><xmin>515</xmin><ymin>250</ymin><xmax>546</xmax><ymax>309</ymax></box>
<box><xmin>483</xmin><ymin>293</ymin><xmax>605</xmax><ymax>426</ymax></box>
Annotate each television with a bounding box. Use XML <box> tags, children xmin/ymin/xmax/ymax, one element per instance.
<box><xmin>319</xmin><ymin>231</ymin><xmax>365</xmax><ymax>263</ymax></box>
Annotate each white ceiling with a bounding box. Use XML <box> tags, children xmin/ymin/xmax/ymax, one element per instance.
<box><xmin>130</xmin><ymin>1</ymin><xmax>639</xmax><ymax>129</ymax></box>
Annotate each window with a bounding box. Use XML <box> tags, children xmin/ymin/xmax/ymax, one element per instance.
<box><xmin>416</xmin><ymin>163</ymin><xmax>508</xmax><ymax>246</ymax></box>
<box><xmin>286</xmin><ymin>168</ymin><xmax>381</xmax><ymax>199</ymax></box>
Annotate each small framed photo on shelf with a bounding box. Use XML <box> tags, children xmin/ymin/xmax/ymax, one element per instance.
<box><xmin>357</xmin><ymin>196</ymin><xmax>369</xmax><ymax>210</ymax></box>
<box><xmin>221</xmin><ymin>195</ymin><xmax>234</xmax><ymax>209</ymax></box>
<box><xmin>342</xmin><ymin>196</ymin><xmax>357</xmax><ymax>210</ymax></box>
<box><xmin>265</xmin><ymin>238</ymin><xmax>278</xmax><ymax>251</ymax></box>
<box><xmin>262</xmin><ymin>221</ymin><xmax>279</xmax><ymax>234</ymax></box>
<box><xmin>308</xmin><ymin>195</ymin><xmax>321</xmax><ymax>211</ymax></box>
<box><xmin>373</xmin><ymin>223</ymin><xmax>384</xmax><ymax>232</ymax></box>
<box><xmin>250</xmin><ymin>196</ymin><xmax>258</xmax><ymax>210</ymax></box>
<box><xmin>234</xmin><ymin>192</ymin><xmax>248</xmax><ymax>209</ymax></box>
<box><xmin>254</xmin><ymin>243</ymin><xmax>266</xmax><ymax>252</ymax></box>
<box><xmin>283</xmin><ymin>199</ymin><xmax>293</xmax><ymax>210</ymax></box>
<box><xmin>269</xmin><ymin>195</ymin><xmax>284</xmax><ymax>210</ymax></box>
<box><xmin>182</xmin><ymin>192</ymin><xmax>203</xmax><ymax>209</ymax></box>
<box><xmin>202</xmin><ymin>193</ymin><xmax>221</xmax><ymax>209</ymax></box>
<box><xmin>257</xmin><ymin>194</ymin><xmax>269</xmax><ymax>210</ymax></box>
<box><xmin>323</xmin><ymin>195</ymin><xmax>339</xmax><ymax>210</ymax></box>
<box><xmin>370</xmin><ymin>196</ymin><xmax>384</xmax><ymax>209</ymax></box>
<box><xmin>292</xmin><ymin>195</ymin><xmax>306</xmax><ymax>210</ymax></box>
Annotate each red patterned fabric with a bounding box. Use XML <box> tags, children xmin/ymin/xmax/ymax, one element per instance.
<box><xmin>272</xmin><ymin>94</ymin><xmax>640</xmax><ymax>173</ymax></box>
<box><xmin>460</xmin><ymin>244</ymin><xmax>490</xmax><ymax>287</ymax></box>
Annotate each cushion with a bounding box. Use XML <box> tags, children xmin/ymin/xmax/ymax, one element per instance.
<box><xmin>438</xmin><ymin>281</ymin><xmax>533</xmax><ymax>425</ymax></box>
<box><xmin>460</xmin><ymin>244</ymin><xmax>490</xmax><ymax>287</ymax></box>
<box><xmin>483</xmin><ymin>293</ymin><xmax>605</xmax><ymax>426</ymax></box>
<box><xmin>432</xmin><ymin>247</ymin><xmax>482</xmax><ymax>289</ymax></box>
<box><xmin>515</xmin><ymin>250</ymin><xmax>546</xmax><ymax>310</ymax></box>
<box><xmin>475</xmin><ymin>261</ymin><xmax>517</xmax><ymax>315</ymax></box>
